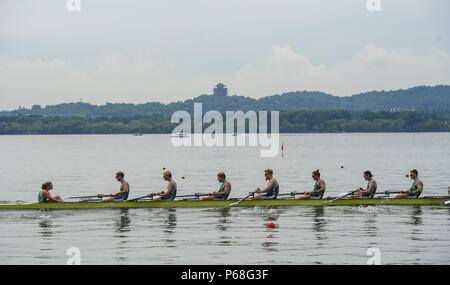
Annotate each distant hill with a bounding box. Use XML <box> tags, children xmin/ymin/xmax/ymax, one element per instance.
<box><xmin>2</xmin><ymin>85</ymin><xmax>449</xmax><ymax>117</ymax></box>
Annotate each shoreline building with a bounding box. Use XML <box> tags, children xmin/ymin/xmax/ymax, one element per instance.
<box><xmin>213</xmin><ymin>83</ymin><xmax>228</xmax><ymax>96</ymax></box>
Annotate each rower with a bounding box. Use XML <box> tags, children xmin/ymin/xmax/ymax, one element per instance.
<box><xmin>353</xmin><ymin>171</ymin><xmax>377</xmax><ymax>199</ymax></box>
<box><xmin>298</xmin><ymin>169</ymin><xmax>326</xmax><ymax>200</ymax></box>
<box><xmin>253</xmin><ymin>169</ymin><xmax>279</xmax><ymax>200</ymax></box>
<box><xmin>38</xmin><ymin>181</ymin><xmax>64</xmax><ymax>203</ymax></box>
<box><xmin>103</xmin><ymin>171</ymin><xmax>130</xmax><ymax>202</ymax></box>
<box><xmin>202</xmin><ymin>172</ymin><xmax>231</xmax><ymax>200</ymax></box>
<box><xmin>154</xmin><ymin>171</ymin><xmax>177</xmax><ymax>201</ymax></box>
<box><xmin>395</xmin><ymin>169</ymin><xmax>423</xmax><ymax>199</ymax></box>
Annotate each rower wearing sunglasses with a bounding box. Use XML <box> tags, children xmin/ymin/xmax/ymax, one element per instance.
<box><xmin>297</xmin><ymin>169</ymin><xmax>326</xmax><ymax>200</ymax></box>
<box><xmin>253</xmin><ymin>169</ymin><xmax>279</xmax><ymax>200</ymax></box>
<box><xmin>103</xmin><ymin>171</ymin><xmax>130</xmax><ymax>203</ymax></box>
<box><xmin>395</xmin><ymin>169</ymin><xmax>423</xmax><ymax>199</ymax></box>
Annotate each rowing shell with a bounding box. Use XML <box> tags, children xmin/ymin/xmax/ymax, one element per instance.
<box><xmin>0</xmin><ymin>197</ymin><xmax>448</xmax><ymax>210</ymax></box>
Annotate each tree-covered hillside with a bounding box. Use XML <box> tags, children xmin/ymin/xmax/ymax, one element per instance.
<box><xmin>1</xmin><ymin>85</ymin><xmax>449</xmax><ymax>117</ymax></box>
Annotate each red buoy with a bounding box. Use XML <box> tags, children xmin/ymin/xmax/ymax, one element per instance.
<box><xmin>405</xmin><ymin>174</ymin><xmax>409</xmax><ymax>178</ymax></box>
<box><xmin>163</xmin><ymin>167</ymin><xmax>166</xmax><ymax>170</ymax></box>
<box><xmin>340</xmin><ymin>165</ymin><xmax>344</xmax><ymax>169</ymax></box>
<box><xmin>181</xmin><ymin>176</ymin><xmax>185</xmax><ymax>179</ymax></box>
<box><xmin>267</xmin><ymin>222</ymin><xmax>275</xmax><ymax>229</ymax></box>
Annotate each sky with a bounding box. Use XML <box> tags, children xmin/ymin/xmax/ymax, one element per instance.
<box><xmin>0</xmin><ymin>0</ymin><xmax>450</xmax><ymax>110</ymax></box>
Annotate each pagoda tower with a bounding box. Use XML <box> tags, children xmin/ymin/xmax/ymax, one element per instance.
<box><xmin>213</xmin><ymin>83</ymin><xmax>228</xmax><ymax>96</ymax></box>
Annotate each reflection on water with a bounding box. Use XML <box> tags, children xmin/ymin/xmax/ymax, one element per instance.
<box><xmin>215</xmin><ymin>208</ymin><xmax>232</xmax><ymax>246</ymax></box>
<box><xmin>363</xmin><ymin>214</ymin><xmax>378</xmax><ymax>238</ymax></box>
<box><xmin>262</xmin><ymin>207</ymin><xmax>282</xmax><ymax>252</ymax></box>
<box><xmin>262</xmin><ymin>236</ymin><xmax>278</xmax><ymax>252</ymax></box>
<box><xmin>38</xmin><ymin>219</ymin><xmax>54</xmax><ymax>239</ymax></box>
<box><xmin>164</xmin><ymin>208</ymin><xmax>177</xmax><ymax>247</ymax></box>
<box><xmin>410</xmin><ymin>207</ymin><xmax>423</xmax><ymax>243</ymax></box>
<box><xmin>36</xmin><ymin>212</ymin><xmax>55</xmax><ymax>259</ymax></box>
<box><xmin>115</xmin><ymin>209</ymin><xmax>131</xmax><ymax>234</ymax></box>
<box><xmin>215</xmin><ymin>207</ymin><xmax>231</xmax><ymax>232</ymax></box>
<box><xmin>312</xmin><ymin>207</ymin><xmax>327</xmax><ymax>242</ymax></box>
<box><xmin>410</xmin><ymin>207</ymin><xmax>423</xmax><ymax>225</ymax></box>
<box><xmin>114</xmin><ymin>209</ymin><xmax>131</xmax><ymax>263</ymax></box>
<box><xmin>114</xmin><ymin>209</ymin><xmax>131</xmax><ymax>250</ymax></box>
<box><xmin>2</xmin><ymin>204</ymin><xmax>449</xmax><ymax>264</ymax></box>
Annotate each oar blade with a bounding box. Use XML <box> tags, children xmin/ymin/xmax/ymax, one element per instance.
<box><xmin>228</xmin><ymin>191</ymin><xmax>256</xmax><ymax>207</ymax></box>
<box><xmin>228</xmin><ymin>201</ymin><xmax>239</xmax><ymax>207</ymax></box>
<box><xmin>322</xmin><ymin>190</ymin><xmax>356</xmax><ymax>205</ymax></box>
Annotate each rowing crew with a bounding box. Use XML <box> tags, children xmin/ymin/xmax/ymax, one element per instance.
<box><xmin>37</xmin><ymin>168</ymin><xmax>424</xmax><ymax>203</ymax></box>
<box><xmin>296</xmin><ymin>169</ymin><xmax>423</xmax><ymax>200</ymax></box>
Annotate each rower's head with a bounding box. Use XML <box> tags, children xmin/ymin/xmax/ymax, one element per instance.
<box><xmin>363</xmin><ymin>171</ymin><xmax>373</xmax><ymax>181</ymax></box>
<box><xmin>264</xmin><ymin>169</ymin><xmax>273</xmax><ymax>180</ymax></box>
<box><xmin>41</xmin><ymin>181</ymin><xmax>53</xmax><ymax>191</ymax></box>
<box><xmin>312</xmin><ymin>169</ymin><xmax>320</xmax><ymax>180</ymax></box>
<box><xmin>163</xmin><ymin>171</ymin><xmax>172</xmax><ymax>181</ymax></box>
<box><xmin>410</xmin><ymin>169</ymin><xmax>418</xmax><ymax>180</ymax></box>
<box><xmin>115</xmin><ymin>171</ymin><xmax>125</xmax><ymax>181</ymax></box>
<box><xmin>217</xmin><ymin>172</ymin><xmax>226</xmax><ymax>182</ymax></box>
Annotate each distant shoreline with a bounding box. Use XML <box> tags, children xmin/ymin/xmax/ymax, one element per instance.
<box><xmin>1</xmin><ymin>131</ymin><xmax>449</xmax><ymax>136</ymax></box>
<box><xmin>2</xmin><ymin>109</ymin><xmax>449</xmax><ymax>134</ymax></box>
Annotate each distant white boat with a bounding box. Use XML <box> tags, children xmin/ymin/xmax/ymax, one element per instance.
<box><xmin>170</xmin><ymin>131</ymin><xmax>189</xmax><ymax>138</ymax></box>
<box><xmin>133</xmin><ymin>133</ymin><xmax>143</xmax><ymax>136</ymax></box>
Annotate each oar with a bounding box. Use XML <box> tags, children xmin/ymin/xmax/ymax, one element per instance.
<box><xmin>373</xmin><ymin>191</ymin><xmax>402</xmax><ymax>198</ymax></box>
<box><xmin>322</xmin><ymin>190</ymin><xmax>357</xmax><ymax>205</ymax></box>
<box><xmin>65</xmin><ymin>194</ymin><xmax>114</xmax><ymax>200</ymax></box>
<box><xmin>176</xmin><ymin>193</ymin><xmax>210</xmax><ymax>199</ymax></box>
<box><xmin>228</xmin><ymin>191</ymin><xmax>257</xmax><ymax>207</ymax></box>
<box><xmin>127</xmin><ymin>193</ymin><xmax>158</xmax><ymax>202</ymax></box>
<box><xmin>176</xmin><ymin>194</ymin><xmax>211</xmax><ymax>201</ymax></box>
<box><xmin>277</xmin><ymin>191</ymin><xmax>310</xmax><ymax>197</ymax></box>
<box><xmin>128</xmin><ymin>192</ymin><xmax>210</xmax><ymax>202</ymax></box>
<box><xmin>294</xmin><ymin>191</ymin><xmax>310</xmax><ymax>196</ymax></box>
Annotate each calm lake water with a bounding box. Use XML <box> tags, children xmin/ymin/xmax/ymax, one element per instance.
<box><xmin>0</xmin><ymin>133</ymin><xmax>449</xmax><ymax>264</ymax></box>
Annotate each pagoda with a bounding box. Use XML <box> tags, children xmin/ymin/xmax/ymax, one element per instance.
<box><xmin>213</xmin><ymin>83</ymin><xmax>228</xmax><ymax>96</ymax></box>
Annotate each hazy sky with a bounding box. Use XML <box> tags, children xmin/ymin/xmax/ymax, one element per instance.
<box><xmin>1</xmin><ymin>0</ymin><xmax>450</xmax><ymax>110</ymax></box>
